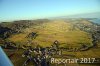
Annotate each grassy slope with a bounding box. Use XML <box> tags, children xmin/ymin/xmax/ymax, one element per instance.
<box><xmin>8</xmin><ymin>20</ymin><xmax>92</xmax><ymax>47</ymax></box>
<box><xmin>3</xmin><ymin>20</ymin><xmax>100</xmax><ymax>66</ymax></box>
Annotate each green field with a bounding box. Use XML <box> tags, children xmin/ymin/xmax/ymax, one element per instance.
<box><xmin>7</xmin><ymin>20</ymin><xmax>92</xmax><ymax>48</ymax></box>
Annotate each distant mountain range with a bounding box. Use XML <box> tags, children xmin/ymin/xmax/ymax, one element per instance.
<box><xmin>50</xmin><ymin>12</ymin><xmax>100</xmax><ymax>24</ymax></box>
<box><xmin>61</xmin><ymin>12</ymin><xmax>100</xmax><ymax>18</ymax></box>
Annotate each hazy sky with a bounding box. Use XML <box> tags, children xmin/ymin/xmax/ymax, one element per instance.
<box><xmin>0</xmin><ymin>0</ymin><xmax>100</xmax><ymax>21</ymax></box>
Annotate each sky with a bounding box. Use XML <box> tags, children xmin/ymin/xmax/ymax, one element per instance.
<box><xmin>0</xmin><ymin>0</ymin><xmax>100</xmax><ymax>21</ymax></box>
